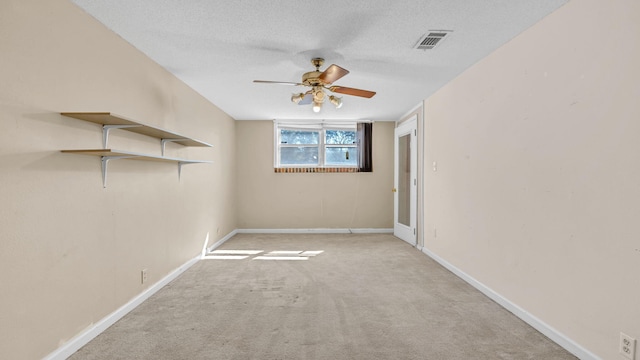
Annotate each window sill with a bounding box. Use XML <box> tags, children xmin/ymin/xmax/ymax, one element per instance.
<box><xmin>274</xmin><ymin>167</ymin><xmax>361</xmax><ymax>173</ymax></box>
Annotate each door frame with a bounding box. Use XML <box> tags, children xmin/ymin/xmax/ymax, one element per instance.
<box><xmin>394</xmin><ymin>115</ymin><xmax>417</xmax><ymax>246</ymax></box>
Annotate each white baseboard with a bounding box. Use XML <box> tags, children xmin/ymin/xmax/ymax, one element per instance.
<box><xmin>421</xmin><ymin>247</ymin><xmax>600</xmax><ymax>360</ymax></box>
<box><xmin>43</xmin><ymin>230</ymin><xmax>238</xmax><ymax>360</ymax></box>
<box><xmin>205</xmin><ymin>229</ymin><xmax>238</xmax><ymax>253</ymax></box>
<box><xmin>236</xmin><ymin>228</ymin><xmax>393</xmax><ymax>234</ymax></box>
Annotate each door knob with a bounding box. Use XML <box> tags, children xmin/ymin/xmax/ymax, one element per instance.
<box><xmin>392</xmin><ymin>188</ymin><xmax>397</xmax><ymax>193</ymax></box>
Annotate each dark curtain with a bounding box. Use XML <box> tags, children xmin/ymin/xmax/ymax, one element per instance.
<box><xmin>357</xmin><ymin>122</ymin><xmax>373</xmax><ymax>172</ymax></box>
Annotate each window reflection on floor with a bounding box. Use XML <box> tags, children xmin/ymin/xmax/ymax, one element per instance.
<box><xmin>211</xmin><ymin>250</ymin><xmax>264</xmax><ymax>255</ymax></box>
<box><xmin>201</xmin><ymin>250</ymin><xmax>324</xmax><ymax>261</ymax></box>
<box><xmin>201</xmin><ymin>255</ymin><xmax>250</xmax><ymax>260</ymax></box>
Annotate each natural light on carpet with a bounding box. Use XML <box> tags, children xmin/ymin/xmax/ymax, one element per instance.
<box><xmin>201</xmin><ymin>250</ymin><xmax>324</xmax><ymax>261</ymax></box>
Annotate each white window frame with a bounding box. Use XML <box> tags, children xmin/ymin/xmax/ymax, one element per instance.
<box><xmin>274</xmin><ymin>121</ymin><xmax>357</xmax><ymax>168</ymax></box>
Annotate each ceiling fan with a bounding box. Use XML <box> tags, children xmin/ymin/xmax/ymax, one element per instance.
<box><xmin>253</xmin><ymin>58</ymin><xmax>376</xmax><ymax>113</ymax></box>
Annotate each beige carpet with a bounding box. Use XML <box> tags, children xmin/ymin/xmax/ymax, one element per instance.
<box><xmin>69</xmin><ymin>233</ymin><xmax>576</xmax><ymax>359</ymax></box>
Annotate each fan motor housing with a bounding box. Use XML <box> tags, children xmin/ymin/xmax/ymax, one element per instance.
<box><xmin>302</xmin><ymin>71</ymin><xmax>323</xmax><ymax>86</ymax></box>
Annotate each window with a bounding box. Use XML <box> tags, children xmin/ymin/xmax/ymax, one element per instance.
<box><xmin>275</xmin><ymin>122</ymin><xmax>357</xmax><ymax>167</ymax></box>
<box><xmin>324</xmin><ymin>129</ymin><xmax>358</xmax><ymax>166</ymax></box>
<box><xmin>278</xmin><ymin>129</ymin><xmax>320</xmax><ymax>165</ymax></box>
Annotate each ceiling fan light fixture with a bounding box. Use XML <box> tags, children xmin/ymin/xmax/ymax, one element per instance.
<box><xmin>254</xmin><ymin>57</ymin><xmax>375</xmax><ymax>113</ymax></box>
<box><xmin>291</xmin><ymin>93</ymin><xmax>304</xmax><ymax>104</ymax></box>
<box><xmin>329</xmin><ymin>95</ymin><xmax>342</xmax><ymax>109</ymax></box>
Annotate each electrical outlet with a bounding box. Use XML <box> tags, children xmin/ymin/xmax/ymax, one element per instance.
<box><xmin>141</xmin><ymin>269</ymin><xmax>148</xmax><ymax>284</ymax></box>
<box><xmin>620</xmin><ymin>332</ymin><xmax>636</xmax><ymax>359</ymax></box>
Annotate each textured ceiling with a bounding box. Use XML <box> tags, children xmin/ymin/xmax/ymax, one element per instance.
<box><xmin>71</xmin><ymin>0</ymin><xmax>568</xmax><ymax>121</ymax></box>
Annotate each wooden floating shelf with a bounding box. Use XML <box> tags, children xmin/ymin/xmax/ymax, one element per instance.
<box><xmin>60</xmin><ymin>112</ymin><xmax>212</xmax><ymax>148</ymax></box>
<box><xmin>60</xmin><ymin>149</ymin><xmax>210</xmax><ymax>164</ymax></box>
<box><xmin>60</xmin><ymin>149</ymin><xmax>211</xmax><ymax>188</ymax></box>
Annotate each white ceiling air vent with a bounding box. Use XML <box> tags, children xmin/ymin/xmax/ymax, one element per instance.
<box><xmin>414</xmin><ymin>31</ymin><xmax>452</xmax><ymax>50</ymax></box>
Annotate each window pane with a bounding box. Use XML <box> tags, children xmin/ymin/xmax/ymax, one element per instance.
<box><xmin>280</xmin><ymin>147</ymin><xmax>319</xmax><ymax>165</ymax></box>
<box><xmin>325</xmin><ymin>147</ymin><xmax>358</xmax><ymax>166</ymax></box>
<box><xmin>280</xmin><ymin>130</ymin><xmax>319</xmax><ymax>144</ymax></box>
<box><xmin>398</xmin><ymin>134</ymin><xmax>410</xmax><ymax>226</ymax></box>
<box><xmin>325</xmin><ymin>130</ymin><xmax>356</xmax><ymax>145</ymax></box>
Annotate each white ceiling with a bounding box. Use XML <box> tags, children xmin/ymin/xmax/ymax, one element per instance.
<box><xmin>71</xmin><ymin>0</ymin><xmax>567</xmax><ymax>122</ymax></box>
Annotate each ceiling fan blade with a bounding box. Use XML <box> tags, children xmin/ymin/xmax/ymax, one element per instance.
<box><xmin>318</xmin><ymin>64</ymin><xmax>349</xmax><ymax>84</ymax></box>
<box><xmin>298</xmin><ymin>93</ymin><xmax>313</xmax><ymax>105</ymax></box>
<box><xmin>253</xmin><ymin>80</ymin><xmax>303</xmax><ymax>86</ymax></box>
<box><xmin>328</xmin><ymin>86</ymin><xmax>376</xmax><ymax>98</ymax></box>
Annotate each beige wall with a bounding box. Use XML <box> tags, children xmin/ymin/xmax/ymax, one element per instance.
<box><xmin>423</xmin><ymin>0</ymin><xmax>640</xmax><ymax>358</ymax></box>
<box><xmin>0</xmin><ymin>0</ymin><xmax>236</xmax><ymax>359</ymax></box>
<box><xmin>236</xmin><ymin>121</ymin><xmax>394</xmax><ymax>229</ymax></box>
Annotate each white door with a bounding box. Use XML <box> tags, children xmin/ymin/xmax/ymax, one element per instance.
<box><xmin>394</xmin><ymin>116</ymin><xmax>417</xmax><ymax>245</ymax></box>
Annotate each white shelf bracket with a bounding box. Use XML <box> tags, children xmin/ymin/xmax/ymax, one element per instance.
<box><xmin>161</xmin><ymin>138</ymin><xmax>188</xmax><ymax>156</ymax></box>
<box><xmin>177</xmin><ymin>161</ymin><xmax>197</xmax><ymax>181</ymax></box>
<box><xmin>101</xmin><ymin>155</ymin><xmax>136</xmax><ymax>188</ymax></box>
<box><xmin>102</xmin><ymin>125</ymin><xmax>142</xmax><ymax>148</ymax></box>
